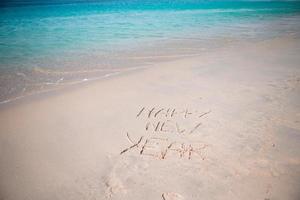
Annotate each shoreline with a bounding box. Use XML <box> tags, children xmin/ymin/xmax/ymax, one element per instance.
<box><xmin>0</xmin><ymin>65</ymin><xmax>149</xmax><ymax>108</ymax></box>
<box><xmin>0</xmin><ymin>33</ymin><xmax>297</xmax><ymax>108</ymax></box>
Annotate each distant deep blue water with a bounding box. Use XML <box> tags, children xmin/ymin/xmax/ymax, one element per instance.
<box><xmin>0</xmin><ymin>1</ymin><xmax>300</xmax><ymax>103</ymax></box>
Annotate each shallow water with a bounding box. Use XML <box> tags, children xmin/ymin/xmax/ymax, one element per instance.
<box><xmin>0</xmin><ymin>1</ymin><xmax>300</xmax><ymax>103</ymax></box>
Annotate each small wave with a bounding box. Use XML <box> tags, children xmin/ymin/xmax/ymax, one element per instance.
<box><xmin>0</xmin><ymin>65</ymin><xmax>148</xmax><ymax>105</ymax></box>
<box><xmin>32</xmin><ymin>67</ymin><xmax>123</xmax><ymax>75</ymax></box>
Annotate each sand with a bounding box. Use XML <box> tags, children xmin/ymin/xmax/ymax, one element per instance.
<box><xmin>0</xmin><ymin>35</ymin><xmax>300</xmax><ymax>200</ymax></box>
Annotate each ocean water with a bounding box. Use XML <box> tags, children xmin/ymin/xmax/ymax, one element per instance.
<box><xmin>0</xmin><ymin>0</ymin><xmax>300</xmax><ymax>103</ymax></box>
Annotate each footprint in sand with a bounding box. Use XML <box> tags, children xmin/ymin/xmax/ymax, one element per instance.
<box><xmin>162</xmin><ymin>192</ymin><xmax>184</xmax><ymax>200</ymax></box>
<box><xmin>105</xmin><ymin>173</ymin><xmax>127</xmax><ymax>198</ymax></box>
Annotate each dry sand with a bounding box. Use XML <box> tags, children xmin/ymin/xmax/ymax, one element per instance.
<box><xmin>0</xmin><ymin>35</ymin><xmax>300</xmax><ymax>200</ymax></box>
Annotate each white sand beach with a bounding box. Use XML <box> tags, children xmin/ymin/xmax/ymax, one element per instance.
<box><xmin>0</xmin><ymin>35</ymin><xmax>300</xmax><ymax>200</ymax></box>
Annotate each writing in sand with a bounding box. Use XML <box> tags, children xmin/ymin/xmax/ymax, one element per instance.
<box><xmin>120</xmin><ymin>106</ymin><xmax>211</xmax><ymax>160</ymax></box>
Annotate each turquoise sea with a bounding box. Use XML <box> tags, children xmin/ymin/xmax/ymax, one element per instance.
<box><xmin>0</xmin><ymin>0</ymin><xmax>300</xmax><ymax>103</ymax></box>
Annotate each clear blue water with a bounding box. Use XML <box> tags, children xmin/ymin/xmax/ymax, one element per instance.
<box><xmin>0</xmin><ymin>0</ymin><xmax>300</xmax><ymax>103</ymax></box>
